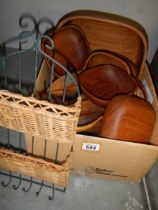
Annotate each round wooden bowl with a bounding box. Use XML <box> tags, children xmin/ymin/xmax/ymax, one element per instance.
<box><xmin>42</xmin><ymin>25</ymin><xmax>91</xmax><ymax>76</ymax></box>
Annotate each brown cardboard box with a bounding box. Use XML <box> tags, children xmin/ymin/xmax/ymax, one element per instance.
<box><xmin>71</xmin><ymin>134</ymin><xmax>158</xmax><ymax>182</ymax></box>
<box><xmin>70</xmin><ymin>63</ymin><xmax>158</xmax><ymax>182</ymax></box>
<box><xmin>24</xmin><ymin>10</ymin><xmax>158</xmax><ymax>182</ymax></box>
<box><xmin>25</xmin><ymin>60</ymin><xmax>158</xmax><ymax>183</ymax></box>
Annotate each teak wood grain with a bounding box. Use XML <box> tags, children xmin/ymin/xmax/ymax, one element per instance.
<box><xmin>100</xmin><ymin>95</ymin><xmax>156</xmax><ymax>143</ymax></box>
<box><xmin>42</xmin><ymin>24</ymin><xmax>90</xmax><ymax>75</ymax></box>
<box><xmin>57</xmin><ymin>10</ymin><xmax>148</xmax><ymax>76</ymax></box>
<box><xmin>83</xmin><ymin>50</ymin><xmax>136</xmax><ymax>76</ymax></box>
<box><xmin>79</xmin><ymin>64</ymin><xmax>138</xmax><ymax>107</ymax></box>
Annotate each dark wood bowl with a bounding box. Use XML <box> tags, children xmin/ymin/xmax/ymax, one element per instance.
<box><xmin>42</xmin><ymin>25</ymin><xmax>91</xmax><ymax>76</ymax></box>
<box><xmin>83</xmin><ymin>50</ymin><xmax>137</xmax><ymax>76</ymax></box>
<box><xmin>79</xmin><ymin>64</ymin><xmax>138</xmax><ymax>107</ymax></box>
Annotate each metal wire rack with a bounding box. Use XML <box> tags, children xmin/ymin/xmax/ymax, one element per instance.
<box><xmin>0</xmin><ymin>22</ymin><xmax>80</xmax><ymax>200</ymax></box>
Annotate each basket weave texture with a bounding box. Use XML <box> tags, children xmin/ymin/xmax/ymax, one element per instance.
<box><xmin>0</xmin><ymin>147</ymin><xmax>70</xmax><ymax>186</ymax></box>
<box><xmin>0</xmin><ymin>90</ymin><xmax>81</xmax><ymax>143</ymax></box>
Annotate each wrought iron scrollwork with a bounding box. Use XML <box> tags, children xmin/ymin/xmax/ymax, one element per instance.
<box><xmin>19</xmin><ymin>14</ymin><xmax>54</xmax><ymax>36</ymax></box>
<box><xmin>1</xmin><ymin>171</ymin><xmax>12</xmax><ymax>187</ymax></box>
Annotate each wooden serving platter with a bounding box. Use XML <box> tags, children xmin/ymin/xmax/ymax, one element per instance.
<box><xmin>83</xmin><ymin>50</ymin><xmax>135</xmax><ymax>75</ymax></box>
<box><xmin>79</xmin><ymin>64</ymin><xmax>138</xmax><ymax>107</ymax></box>
<box><xmin>57</xmin><ymin>10</ymin><xmax>148</xmax><ymax>76</ymax></box>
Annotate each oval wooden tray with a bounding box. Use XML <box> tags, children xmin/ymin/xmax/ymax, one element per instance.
<box><xmin>79</xmin><ymin>64</ymin><xmax>138</xmax><ymax>107</ymax></box>
<box><xmin>83</xmin><ymin>50</ymin><xmax>136</xmax><ymax>76</ymax></box>
<box><xmin>57</xmin><ymin>10</ymin><xmax>148</xmax><ymax>76</ymax></box>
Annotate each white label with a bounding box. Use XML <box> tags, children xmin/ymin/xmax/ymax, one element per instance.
<box><xmin>142</xmin><ymin>79</ymin><xmax>153</xmax><ymax>103</ymax></box>
<box><xmin>82</xmin><ymin>143</ymin><xmax>100</xmax><ymax>152</ymax></box>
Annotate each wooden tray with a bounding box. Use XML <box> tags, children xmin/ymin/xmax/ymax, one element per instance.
<box><xmin>57</xmin><ymin>10</ymin><xmax>148</xmax><ymax>76</ymax></box>
<box><xmin>79</xmin><ymin>64</ymin><xmax>138</xmax><ymax>107</ymax></box>
<box><xmin>83</xmin><ymin>50</ymin><xmax>135</xmax><ymax>75</ymax></box>
<box><xmin>100</xmin><ymin>95</ymin><xmax>156</xmax><ymax>143</ymax></box>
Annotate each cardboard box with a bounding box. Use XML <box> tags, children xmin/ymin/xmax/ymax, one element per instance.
<box><xmin>24</xmin><ymin>10</ymin><xmax>158</xmax><ymax>182</ymax></box>
<box><xmin>71</xmin><ymin>134</ymin><xmax>158</xmax><ymax>182</ymax></box>
<box><xmin>25</xmin><ymin>60</ymin><xmax>158</xmax><ymax>183</ymax></box>
<box><xmin>70</xmin><ymin>63</ymin><xmax>158</xmax><ymax>182</ymax></box>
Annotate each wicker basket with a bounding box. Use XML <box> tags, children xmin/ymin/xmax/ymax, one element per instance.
<box><xmin>0</xmin><ymin>147</ymin><xmax>70</xmax><ymax>186</ymax></box>
<box><xmin>0</xmin><ymin>90</ymin><xmax>81</xmax><ymax>143</ymax></box>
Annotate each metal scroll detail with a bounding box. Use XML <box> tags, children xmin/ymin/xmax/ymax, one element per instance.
<box><xmin>0</xmin><ymin>31</ymin><xmax>80</xmax><ymax>98</ymax></box>
<box><xmin>19</xmin><ymin>14</ymin><xmax>54</xmax><ymax>36</ymax></box>
<box><xmin>0</xmin><ymin>31</ymin><xmax>37</xmax><ymax>93</ymax></box>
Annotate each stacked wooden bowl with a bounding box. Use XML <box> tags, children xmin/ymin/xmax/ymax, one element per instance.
<box><xmin>40</xmin><ymin>11</ymin><xmax>156</xmax><ymax>144</ymax></box>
